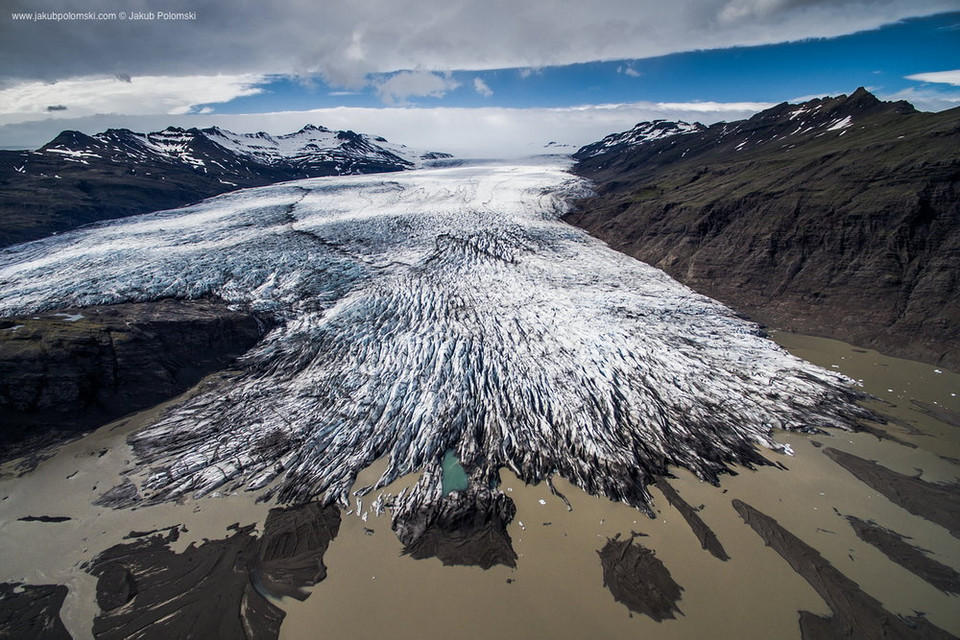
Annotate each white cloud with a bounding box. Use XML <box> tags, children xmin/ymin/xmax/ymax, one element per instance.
<box><xmin>880</xmin><ymin>86</ymin><xmax>960</xmax><ymax>112</ymax></box>
<box><xmin>0</xmin><ymin>101</ymin><xmax>774</xmax><ymax>158</ymax></box>
<box><xmin>373</xmin><ymin>71</ymin><xmax>460</xmax><ymax>105</ymax></box>
<box><xmin>644</xmin><ymin>100</ymin><xmax>772</xmax><ymax>112</ymax></box>
<box><xmin>0</xmin><ymin>74</ymin><xmax>265</xmax><ymax>119</ymax></box>
<box><xmin>905</xmin><ymin>69</ymin><xmax>960</xmax><ymax>86</ymax></box>
<box><xmin>618</xmin><ymin>65</ymin><xmax>643</xmax><ymax>77</ymax></box>
<box><xmin>474</xmin><ymin>77</ymin><xmax>493</xmax><ymax>97</ymax></box>
<box><xmin>0</xmin><ymin>0</ymin><xmax>954</xmax><ymax>92</ymax></box>
<box><xmin>718</xmin><ymin>0</ymin><xmax>806</xmax><ymax>23</ymax></box>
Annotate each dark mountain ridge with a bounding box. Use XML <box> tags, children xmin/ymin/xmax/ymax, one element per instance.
<box><xmin>568</xmin><ymin>89</ymin><xmax>959</xmax><ymax>369</ymax></box>
<box><xmin>0</xmin><ymin>124</ymin><xmax>450</xmax><ymax>247</ymax></box>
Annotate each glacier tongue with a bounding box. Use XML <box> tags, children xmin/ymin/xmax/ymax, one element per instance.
<box><xmin>0</xmin><ymin>159</ymin><xmax>873</xmax><ymax>516</ymax></box>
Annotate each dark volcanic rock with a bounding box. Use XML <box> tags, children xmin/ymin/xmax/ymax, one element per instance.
<box><xmin>844</xmin><ymin>515</ymin><xmax>960</xmax><ymax>595</ymax></box>
<box><xmin>823</xmin><ymin>448</ymin><xmax>960</xmax><ymax>539</ymax></box>
<box><xmin>733</xmin><ymin>499</ymin><xmax>957</xmax><ymax>640</ymax></box>
<box><xmin>597</xmin><ymin>533</ymin><xmax>683</xmax><ymax>621</ymax></box>
<box><xmin>392</xmin><ymin>470</ymin><xmax>518</xmax><ymax>569</ymax></box>
<box><xmin>88</xmin><ymin>502</ymin><xmax>339</xmax><ymax>640</ymax></box>
<box><xmin>0</xmin><ymin>581</ymin><xmax>71</xmax><ymax>640</ymax></box>
<box><xmin>0</xmin><ymin>298</ymin><xmax>273</xmax><ymax>459</ymax></box>
<box><xmin>569</xmin><ymin>90</ymin><xmax>960</xmax><ymax>369</ymax></box>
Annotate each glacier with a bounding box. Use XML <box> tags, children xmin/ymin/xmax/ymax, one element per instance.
<box><xmin>0</xmin><ymin>158</ymin><xmax>873</xmax><ymax>519</ymax></box>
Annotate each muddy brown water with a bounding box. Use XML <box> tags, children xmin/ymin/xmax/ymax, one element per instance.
<box><xmin>0</xmin><ymin>332</ymin><xmax>957</xmax><ymax>639</ymax></box>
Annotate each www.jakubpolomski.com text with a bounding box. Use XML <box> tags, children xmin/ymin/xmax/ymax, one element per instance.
<box><xmin>10</xmin><ymin>10</ymin><xmax>197</xmax><ymax>21</ymax></box>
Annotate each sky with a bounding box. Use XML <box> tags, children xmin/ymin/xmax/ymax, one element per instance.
<box><xmin>0</xmin><ymin>1</ymin><xmax>958</xmax><ymax>156</ymax></box>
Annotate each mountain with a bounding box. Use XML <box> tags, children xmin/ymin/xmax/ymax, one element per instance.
<box><xmin>0</xmin><ymin>124</ymin><xmax>451</xmax><ymax>247</ymax></box>
<box><xmin>576</xmin><ymin>120</ymin><xmax>706</xmax><ymax>159</ymax></box>
<box><xmin>567</xmin><ymin>89</ymin><xmax>960</xmax><ymax>369</ymax></box>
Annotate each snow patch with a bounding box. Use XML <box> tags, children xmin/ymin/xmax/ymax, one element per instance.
<box><xmin>826</xmin><ymin>116</ymin><xmax>853</xmax><ymax>131</ymax></box>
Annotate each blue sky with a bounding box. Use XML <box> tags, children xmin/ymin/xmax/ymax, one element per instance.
<box><xmin>0</xmin><ymin>2</ymin><xmax>957</xmax><ymax>155</ymax></box>
<box><xmin>212</xmin><ymin>13</ymin><xmax>960</xmax><ymax>113</ymax></box>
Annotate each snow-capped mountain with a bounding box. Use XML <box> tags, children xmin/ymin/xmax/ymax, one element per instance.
<box><xmin>0</xmin><ymin>124</ymin><xmax>452</xmax><ymax>247</ymax></box>
<box><xmin>574</xmin><ymin>87</ymin><xmax>917</xmax><ymax>169</ymax></box>
<box><xmin>41</xmin><ymin>123</ymin><xmax>448</xmax><ymax>176</ymax></box>
<box><xmin>575</xmin><ymin>120</ymin><xmax>706</xmax><ymax>159</ymax></box>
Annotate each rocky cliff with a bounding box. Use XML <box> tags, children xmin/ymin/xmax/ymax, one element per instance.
<box><xmin>568</xmin><ymin>89</ymin><xmax>960</xmax><ymax>369</ymax></box>
<box><xmin>0</xmin><ymin>298</ymin><xmax>272</xmax><ymax>458</ymax></box>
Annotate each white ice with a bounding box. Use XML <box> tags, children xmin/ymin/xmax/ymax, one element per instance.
<box><xmin>0</xmin><ymin>158</ymin><xmax>870</xmax><ymax>511</ymax></box>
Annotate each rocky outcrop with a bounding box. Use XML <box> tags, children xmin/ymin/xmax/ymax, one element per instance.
<box><xmin>569</xmin><ymin>89</ymin><xmax>960</xmax><ymax>369</ymax></box>
<box><xmin>0</xmin><ymin>298</ymin><xmax>273</xmax><ymax>458</ymax></box>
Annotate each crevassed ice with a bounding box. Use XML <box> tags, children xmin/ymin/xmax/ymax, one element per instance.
<box><xmin>0</xmin><ymin>159</ymin><xmax>872</xmax><ymax>512</ymax></box>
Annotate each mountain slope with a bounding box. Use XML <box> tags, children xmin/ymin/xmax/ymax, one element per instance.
<box><xmin>0</xmin><ymin>124</ymin><xmax>450</xmax><ymax>247</ymax></box>
<box><xmin>567</xmin><ymin>89</ymin><xmax>960</xmax><ymax>369</ymax></box>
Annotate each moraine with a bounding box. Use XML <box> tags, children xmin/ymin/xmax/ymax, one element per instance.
<box><xmin>0</xmin><ymin>158</ymin><xmax>873</xmax><ymax>526</ymax></box>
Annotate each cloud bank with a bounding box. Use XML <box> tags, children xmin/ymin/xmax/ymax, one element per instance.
<box><xmin>906</xmin><ymin>69</ymin><xmax>960</xmax><ymax>86</ymax></box>
<box><xmin>1</xmin><ymin>0</ymin><xmax>954</xmax><ymax>89</ymax></box>
<box><xmin>0</xmin><ymin>74</ymin><xmax>265</xmax><ymax>119</ymax></box>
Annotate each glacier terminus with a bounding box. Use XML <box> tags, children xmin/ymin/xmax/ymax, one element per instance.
<box><xmin>0</xmin><ymin>158</ymin><xmax>875</xmax><ymax>546</ymax></box>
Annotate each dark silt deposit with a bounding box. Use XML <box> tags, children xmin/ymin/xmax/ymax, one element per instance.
<box><xmin>823</xmin><ymin>448</ymin><xmax>960</xmax><ymax>539</ymax></box>
<box><xmin>16</xmin><ymin>515</ymin><xmax>72</xmax><ymax>523</ymax></box>
<box><xmin>254</xmin><ymin>502</ymin><xmax>341</xmax><ymax>601</ymax></box>
<box><xmin>911</xmin><ymin>401</ymin><xmax>960</xmax><ymax>429</ymax></box>
<box><xmin>844</xmin><ymin>515</ymin><xmax>960</xmax><ymax>596</ymax></box>
<box><xmin>92</xmin><ymin>478</ymin><xmax>142</xmax><ymax>510</ymax></box>
<box><xmin>0</xmin><ymin>582</ymin><xmax>71</xmax><ymax>640</ymax></box>
<box><xmin>87</xmin><ymin>502</ymin><xmax>339</xmax><ymax>640</ymax></box>
<box><xmin>655</xmin><ymin>478</ymin><xmax>729</xmax><ymax>561</ymax></box>
<box><xmin>732</xmin><ymin>500</ymin><xmax>957</xmax><ymax>640</ymax></box>
<box><xmin>597</xmin><ymin>533</ymin><xmax>684</xmax><ymax>621</ymax></box>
